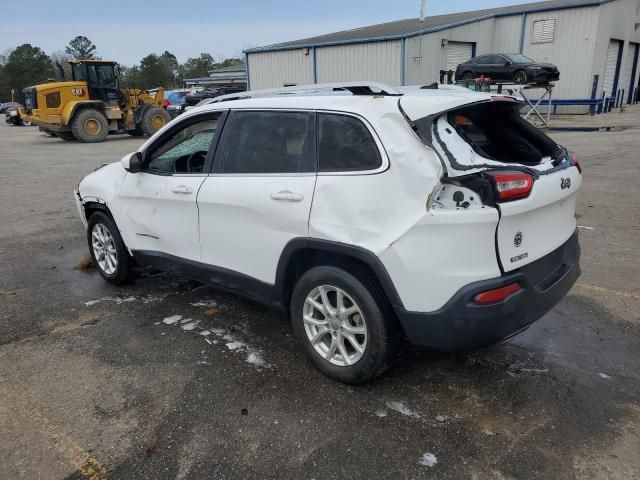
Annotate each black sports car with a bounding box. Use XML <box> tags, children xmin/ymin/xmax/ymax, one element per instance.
<box><xmin>454</xmin><ymin>54</ymin><xmax>560</xmax><ymax>85</ymax></box>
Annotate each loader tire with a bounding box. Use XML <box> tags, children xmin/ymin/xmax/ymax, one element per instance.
<box><xmin>71</xmin><ymin>108</ymin><xmax>109</xmax><ymax>143</ymax></box>
<box><xmin>140</xmin><ymin>107</ymin><xmax>170</xmax><ymax>137</ymax></box>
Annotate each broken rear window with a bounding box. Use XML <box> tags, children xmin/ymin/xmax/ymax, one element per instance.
<box><xmin>446</xmin><ymin>102</ymin><xmax>562</xmax><ymax>164</ymax></box>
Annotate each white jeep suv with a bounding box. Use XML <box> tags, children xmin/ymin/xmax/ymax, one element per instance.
<box><xmin>74</xmin><ymin>82</ymin><xmax>581</xmax><ymax>383</ymax></box>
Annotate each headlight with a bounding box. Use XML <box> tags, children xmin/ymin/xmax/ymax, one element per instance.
<box><xmin>528</xmin><ymin>66</ymin><xmax>542</xmax><ymax>70</ymax></box>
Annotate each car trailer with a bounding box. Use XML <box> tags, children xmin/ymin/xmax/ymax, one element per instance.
<box><xmin>453</xmin><ymin>76</ymin><xmax>555</xmax><ymax>128</ymax></box>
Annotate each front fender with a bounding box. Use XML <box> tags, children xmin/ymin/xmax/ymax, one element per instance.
<box><xmin>62</xmin><ymin>100</ymin><xmax>105</xmax><ymax>125</ymax></box>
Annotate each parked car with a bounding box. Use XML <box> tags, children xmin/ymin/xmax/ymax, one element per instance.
<box><xmin>455</xmin><ymin>54</ymin><xmax>560</xmax><ymax>84</ymax></box>
<box><xmin>0</xmin><ymin>102</ymin><xmax>21</xmax><ymax>114</ymax></box>
<box><xmin>74</xmin><ymin>82</ymin><xmax>581</xmax><ymax>383</ymax></box>
<box><xmin>171</xmin><ymin>87</ymin><xmax>247</xmax><ymax>116</ymax></box>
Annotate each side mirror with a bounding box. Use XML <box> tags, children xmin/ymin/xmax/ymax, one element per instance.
<box><xmin>505</xmin><ymin>61</ymin><xmax>512</xmax><ymax>66</ymax></box>
<box><xmin>121</xmin><ymin>152</ymin><xmax>142</xmax><ymax>173</ymax></box>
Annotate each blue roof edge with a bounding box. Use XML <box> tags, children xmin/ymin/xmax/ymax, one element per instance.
<box><xmin>243</xmin><ymin>0</ymin><xmax>611</xmax><ymax>54</ymax></box>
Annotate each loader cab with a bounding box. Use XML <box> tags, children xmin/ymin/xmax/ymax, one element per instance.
<box><xmin>70</xmin><ymin>60</ymin><xmax>120</xmax><ymax>105</ymax></box>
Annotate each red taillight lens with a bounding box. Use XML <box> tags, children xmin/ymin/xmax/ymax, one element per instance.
<box><xmin>569</xmin><ymin>152</ymin><xmax>582</xmax><ymax>173</ymax></box>
<box><xmin>487</xmin><ymin>171</ymin><xmax>533</xmax><ymax>202</ymax></box>
<box><xmin>474</xmin><ymin>283</ymin><xmax>522</xmax><ymax>305</ymax></box>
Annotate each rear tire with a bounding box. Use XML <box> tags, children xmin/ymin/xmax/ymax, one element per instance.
<box><xmin>87</xmin><ymin>212</ymin><xmax>134</xmax><ymax>285</ymax></box>
<box><xmin>140</xmin><ymin>107</ymin><xmax>170</xmax><ymax>136</ymax></box>
<box><xmin>71</xmin><ymin>108</ymin><xmax>109</xmax><ymax>143</ymax></box>
<box><xmin>290</xmin><ymin>266</ymin><xmax>401</xmax><ymax>384</ymax></box>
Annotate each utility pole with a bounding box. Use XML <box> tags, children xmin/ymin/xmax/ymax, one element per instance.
<box><xmin>420</xmin><ymin>0</ymin><xmax>427</xmax><ymax>22</ymax></box>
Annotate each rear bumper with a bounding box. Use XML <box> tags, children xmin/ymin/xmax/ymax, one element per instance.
<box><xmin>395</xmin><ymin>230</ymin><xmax>580</xmax><ymax>351</ymax></box>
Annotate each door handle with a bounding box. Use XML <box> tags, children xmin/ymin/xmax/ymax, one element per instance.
<box><xmin>269</xmin><ymin>190</ymin><xmax>304</xmax><ymax>202</ymax></box>
<box><xmin>172</xmin><ymin>185</ymin><xmax>194</xmax><ymax>194</ymax></box>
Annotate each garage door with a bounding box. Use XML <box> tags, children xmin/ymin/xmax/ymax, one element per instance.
<box><xmin>626</xmin><ymin>43</ymin><xmax>639</xmax><ymax>103</ymax></box>
<box><xmin>603</xmin><ymin>39</ymin><xmax>622</xmax><ymax>97</ymax></box>
<box><xmin>446</xmin><ymin>42</ymin><xmax>474</xmax><ymax>71</ymax></box>
<box><xmin>617</xmin><ymin>43</ymin><xmax>636</xmax><ymax>102</ymax></box>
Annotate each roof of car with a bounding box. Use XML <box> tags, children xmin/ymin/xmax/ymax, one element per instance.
<box><xmin>185</xmin><ymin>85</ymin><xmax>498</xmax><ymax>122</ymax></box>
<box><xmin>245</xmin><ymin>0</ymin><xmax>612</xmax><ymax>52</ymax></box>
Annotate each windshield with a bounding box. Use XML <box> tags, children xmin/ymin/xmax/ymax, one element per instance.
<box><xmin>72</xmin><ymin>63</ymin><xmax>117</xmax><ymax>86</ymax></box>
<box><xmin>506</xmin><ymin>54</ymin><xmax>535</xmax><ymax>64</ymax></box>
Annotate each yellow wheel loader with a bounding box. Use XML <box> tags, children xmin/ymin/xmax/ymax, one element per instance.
<box><xmin>17</xmin><ymin>60</ymin><xmax>171</xmax><ymax>143</ymax></box>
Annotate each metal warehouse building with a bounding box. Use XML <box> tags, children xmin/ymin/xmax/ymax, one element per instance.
<box><xmin>244</xmin><ymin>0</ymin><xmax>640</xmax><ymax>106</ymax></box>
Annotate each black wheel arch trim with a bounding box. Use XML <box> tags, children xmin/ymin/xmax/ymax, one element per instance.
<box><xmin>129</xmin><ymin>238</ymin><xmax>405</xmax><ymax>310</ymax></box>
<box><xmin>274</xmin><ymin>238</ymin><xmax>404</xmax><ymax>307</ymax></box>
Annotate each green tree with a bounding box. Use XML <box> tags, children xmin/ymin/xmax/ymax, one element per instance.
<box><xmin>2</xmin><ymin>44</ymin><xmax>53</xmax><ymax>99</ymax></box>
<box><xmin>178</xmin><ymin>53</ymin><xmax>216</xmax><ymax>81</ymax></box>
<box><xmin>65</xmin><ymin>36</ymin><xmax>98</xmax><ymax>59</ymax></box>
<box><xmin>159</xmin><ymin>51</ymin><xmax>179</xmax><ymax>88</ymax></box>
<box><xmin>214</xmin><ymin>57</ymin><xmax>244</xmax><ymax>69</ymax></box>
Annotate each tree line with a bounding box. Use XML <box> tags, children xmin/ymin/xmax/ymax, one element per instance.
<box><xmin>0</xmin><ymin>35</ymin><xmax>244</xmax><ymax>101</ymax></box>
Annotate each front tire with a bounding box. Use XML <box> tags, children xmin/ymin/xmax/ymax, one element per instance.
<box><xmin>71</xmin><ymin>108</ymin><xmax>109</xmax><ymax>143</ymax></box>
<box><xmin>290</xmin><ymin>266</ymin><xmax>401</xmax><ymax>384</ymax></box>
<box><xmin>87</xmin><ymin>212</ymin><xmax>134</xmax><ymax>285</ymax></box>
<box><xmin>140</xmin><ymin>107</ymin><xmax>171</xmax><ymax>136</ymax></box>
<box><xmin>514</xmin><ymin>70</ymin><xmax>528</xmax><ymax>84</ymax></box>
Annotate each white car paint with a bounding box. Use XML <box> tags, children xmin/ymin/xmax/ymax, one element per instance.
<box><xmin>75</xmin><ymin>85</ymin><xmax>580</xmax><ymax>313</ymax></box>
<box><xmin>198</xmin><ymin>173</ymin><xmax>316</xmax><ymax>284</ymax></box>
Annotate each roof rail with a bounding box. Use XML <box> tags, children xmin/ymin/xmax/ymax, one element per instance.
<box><xmin>210</xmin><ymin>81</ymin><xmax>403</xmax><ymax>103</ymax></box>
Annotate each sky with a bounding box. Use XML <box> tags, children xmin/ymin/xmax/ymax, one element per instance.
<box><xmin>1</xmin><ymin>0</ymin><xmax>534</xmax><ymax>66</ymax></box>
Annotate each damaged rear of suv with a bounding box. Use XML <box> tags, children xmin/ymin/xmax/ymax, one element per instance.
<box><xmin>386</xmin><ymin>89</ymin><xmax>581</xmax><ymax>351</ymax></box>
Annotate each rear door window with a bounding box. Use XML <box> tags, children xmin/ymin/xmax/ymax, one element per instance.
<box><xmin>217</xmin><ymin>111</ymin><xmax>315</xmax><ymax>174</ymax></box>
<box><xmin>318</xmin><ymin>113</ymin><xmax>382</xmax><ymax>172</ymax></box>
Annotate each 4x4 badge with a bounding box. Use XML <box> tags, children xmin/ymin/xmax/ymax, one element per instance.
<box><xmin>561</xmin><ymin>177</ymin><xmax>571</xmax><ymax>189</ymax></box>
<box><xmin>514</xmin><ymin>231</ymin><xmax>523</xmax><ymax>247</ymax></box>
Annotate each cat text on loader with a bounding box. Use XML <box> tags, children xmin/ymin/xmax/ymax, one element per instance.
<box><xmin>18</xmin><ymin>60</ymin><xmax>171</xmax><ymax>142</ymax></box>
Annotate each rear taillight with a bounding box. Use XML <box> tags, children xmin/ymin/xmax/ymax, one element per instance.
<box><xmin>474</xmin><ymin>283</ymin><xmax>522</xmax><ymax>305</ymax></box>
<box><xmin>569</xmin><ymin>152</ymin><xmax>582</xmax><ymax>173</ymax></box>
<box><xmin>487</xmin><ymin>171</ymin><xmax>534</xmax><ymax>202</ymax></box>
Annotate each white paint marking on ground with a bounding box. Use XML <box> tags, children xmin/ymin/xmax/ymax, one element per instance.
<box><xmin>419</xmin><ymin>452</ymin><xmax>438</xmax><ymax>467</ymax></box>
<box><xmin>246</xmin><ymin>351</ymin><xmax>268</xmax><ymax>367</ymax></box>
<box><xmin>386</xmin><ymin>401</ymin><xmax>421</xmax><ymax>418</ymax></box>
<box><xmin>162</xmin><ymin>315</ymin><xmax>182</xmax><ymax>325</ymax></box>
<box><xmin>190</xmin><ymin>300</ymin><xmax>218</xmax><ymax>307</ymax></box>
<box><xmin>181</xmin><ymin>320</ymin><xmax>200</xmax><ymax>331</ymax></box>
<box><xmin>226</xmin><ymin>341</ymin><xmax>244</xmax><ymax>351</ymax></box>
<box><xmin>112</xmin><ymin>296</ymin><xmax>136</xmax><ymax>304</ymax></box>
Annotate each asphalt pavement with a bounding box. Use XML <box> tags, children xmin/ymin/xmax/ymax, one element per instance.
<box><xmin>1</xmin><ymin>113</ymin><xmax>639</xmax><ymax>480</ymax></box>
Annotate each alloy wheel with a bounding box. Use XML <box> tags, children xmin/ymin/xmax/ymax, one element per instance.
<box><xmin>303</xmin><ymin>285</ymin><xmax>368</xmax><ymax>366</ymax></box>
<box><xmin>91</xmin><ymin>223</ymin><xmax>118</xmax><ymax>275</ymax></box>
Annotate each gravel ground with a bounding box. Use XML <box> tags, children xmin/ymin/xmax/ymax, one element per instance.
<box><xmin>1</xmin><ymin>113</ymin><xmax>639</xmax><ymax>480</ymax></box>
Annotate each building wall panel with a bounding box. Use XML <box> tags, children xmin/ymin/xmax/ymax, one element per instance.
<box><xmin>315</xmin><ymin>40</ymin><xmax>402</xmax><ymax>85</ymax></box>
<box><xmin>247</xmin><ymin>49</ymin><xmax>313</xmax><ymax>90</ymax></box>
<box><xmin>522</xmin><ymin>6</ymin><xmax>600</xmax><ymax>101</ymax></box>
<box><xmin>593</xmin><ymin>0</ymin><xmax>640</xmax><ymax>102</ymax></box>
